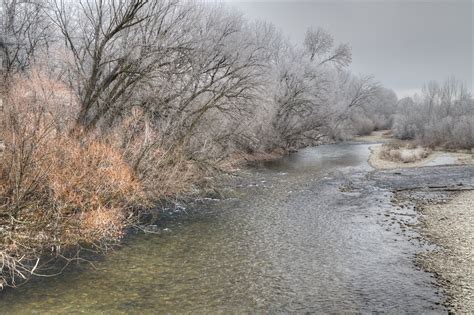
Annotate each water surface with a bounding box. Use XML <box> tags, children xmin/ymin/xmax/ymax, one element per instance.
<box><xmin>0</xmin><ymin>144</ymin><xmax>444</xmax><ymax>313</ymax></box>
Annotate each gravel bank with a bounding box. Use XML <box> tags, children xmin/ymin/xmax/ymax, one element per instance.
<box><xmin>371</xmin><ymin>165</ymin><xmax>474</xmax><ymax>313</ymax></box>
<box><xmin>416</xmin><ymin>191</ymin><xmax>474</xmax><ymax>313</ymax></box>
<box><xmin>361</xmin><ymin>133</ymin><xmax>474</xmax><ymax>312</ymax></box>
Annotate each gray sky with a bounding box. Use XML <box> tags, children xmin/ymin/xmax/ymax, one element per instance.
<box><xmin>222</xmin><ymin>0</ymin><xmax>473</xmax><ymax>98</ymax></box>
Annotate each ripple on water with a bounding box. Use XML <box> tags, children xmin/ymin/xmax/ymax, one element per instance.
<box><xmin>0</xmin><ymin>144</ymin><xmax>445</xmax><ymax>314</ymax></box>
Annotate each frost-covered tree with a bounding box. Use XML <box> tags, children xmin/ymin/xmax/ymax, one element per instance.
<box><xmin>392</xmin><ymin>78</ymin><xmax>473</xmax><ymax>149</ymax></box>
<box><xmin>266</xmin><ymin>27</ymin><xmax>354</xmax><ymax>149</ymax></box>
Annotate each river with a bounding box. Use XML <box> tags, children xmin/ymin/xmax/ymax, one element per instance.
<box><xmin>0</xmin><ymin>143</ymin><xmax>446</xmax><ymax>313</ymax></box>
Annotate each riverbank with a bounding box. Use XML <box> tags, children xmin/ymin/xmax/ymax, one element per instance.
<box><xmin>416</xmin><ymin>190</ymin><xmax>474</xmax><ymax>312</ymax></box>
<box><xmin>390</xmin><ymin>187</ymin><xmax>474</xmax><ymax>313</ymax></box>
<box><xmin>368</xmin><ymin>143</ymin><xmax>473</xmax><ymax>170</ymax></box>
<box><xmin>352</xmin><ymin>130</ymin><xmax>392</xmax><ymax>143</ymax></box>
<box><xmin>0</xmin><ymin>130</ymin><xmax>292</xmax><ymax>288</ymax></box>
<box><xmin>369</xmin><ymin>164</ymin><xmax>474</xmax><ymax>313</ymax></box>
<box><xmin>363</xmin><ymin>133</ymin><xmax>474</xmax><ymax>313</ymax></box>
<box><xmin>169</xmin><ymin>145</ymin><xmax>474</xmax><ymax>313</ymax></box>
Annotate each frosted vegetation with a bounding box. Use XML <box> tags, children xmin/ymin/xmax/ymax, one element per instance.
<box><xmin>0</xmin><ymin>0</ymin><xmax>472</xmax><ymax>287</ymax></box>
<box><xmin>393</xmin><ymin>79</ymin><xmax>474</xmax><ymax>149</ymax></box>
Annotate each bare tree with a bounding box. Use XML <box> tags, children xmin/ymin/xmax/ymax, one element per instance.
<box><xmin>304</xmin><ymin>27</ymin><xmax>333</xmax><ymax>61</ymax></box>
<box><xmin>51</xmin><ymin>0</ymin><xmax>178</xmax><ymax>133</ymax></box>
<box><xmin>322</xmin><ymin>72</ymin><xmax>382</xmax><ymax>139</ymax></box>
<box><xmin>131</xmin><ymin>5</ymin><xmax>272</xmax><ymax>153</ymax></box>
<box><xmin>1</xmin><ymin>0</ymin><xmax>52</xmax><ymax>75</ymax></box>
<box><xmin>304</xmin><ymin>27</ymin><xmax>352</xmax><ymax>67</ymax></box>
<box><xmin>268</xmin><ymin>27</ymin><xmax>354</xmax><ymax>148</ymax></box>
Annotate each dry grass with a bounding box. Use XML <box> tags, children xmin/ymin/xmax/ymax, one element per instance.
<box><xmin>353</xmin><ymin>130</ymin><xmax>392</xmax><ymax>142</ymax></box>
<box><xmin>379</xmin><ymin>142</ymin><xmax>431</xmax><ymax>164</ymax></box>
<box><xmin>107</xmin><ymin>109</ymin><xmax>209</xmax><ymax>201</ymax></box>
<box><xmin>0</xmin><ymin>131</ymin><xmax>146</xmax><ymax>287</ymax></box>
<box><xmin>0</xmin><ymin>75</ymin><xmax>147</xmax><ymax>288</ymax></box>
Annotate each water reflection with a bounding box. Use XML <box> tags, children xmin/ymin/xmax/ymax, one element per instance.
<box><xmin>262</xmin><ymin>143</ymin><xmax>372</xmax><ymax>172</ymax></box>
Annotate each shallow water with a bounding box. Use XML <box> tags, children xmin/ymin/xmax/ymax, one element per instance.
<box><xmin>0</xmin><ymin>144</ymin><xmax>445</xmax><ymax>314</ymax></box>
<box><xmin>424</xmin><ymin>153</ymin><xmax>459</xmax><ymax>166</ymax></box>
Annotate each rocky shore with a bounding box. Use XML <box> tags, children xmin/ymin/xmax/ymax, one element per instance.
<box><xmin>368</xmin><ymin>143</ymin><xmax>474</xmax><ymax>313</ymax></box>
<box><xmin>416</xmin><ymin>191</ymin><xmax>473</xmax><ymax>313</ymax></box>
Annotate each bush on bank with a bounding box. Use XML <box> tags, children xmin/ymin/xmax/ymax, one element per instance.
<box><xmin>0</xmin><ymin>74</ymin><xmax>218</xmax><ymax>288</ymax></box>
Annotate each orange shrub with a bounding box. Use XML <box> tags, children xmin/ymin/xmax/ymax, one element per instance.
<box><xmin>0</xmin><ymin>74</ymin><xmax>147</xmax><ymax>287</ymax></box>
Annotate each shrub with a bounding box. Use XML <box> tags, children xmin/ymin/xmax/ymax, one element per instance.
<box><xmin>450</xmin><ymin>115</ymin><xmax>474</xmax><ymax>150</ymax></box>
<box><xmin>106</xmin><ymin>108</ymin><xmax>209</xmax><ymax>201</ymax></box>
<box><xmin>379</xmin><ymin>142</ymin><xmax>431</xmax><ymax>163</ymax></box>
<box><xmin>0</xmin><ymin>76</ymin><xmax>146</xmax><ymax>287</ymax></box>
<box><xmin>352</xmin><ymin>116</ymin><xmax>375</xmax><ymax>136</ymax></box>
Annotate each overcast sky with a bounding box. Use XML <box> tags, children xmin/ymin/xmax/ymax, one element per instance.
<box><xmin>221</xmin><ymin>0</ymin><xmax>473</xmax><ymax>98</ymax></box>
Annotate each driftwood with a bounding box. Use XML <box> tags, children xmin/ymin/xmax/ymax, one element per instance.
<box><xmin>394</xmin><ymin>186</ymin><xmax>474</xmax><ymax>192</ymax></box>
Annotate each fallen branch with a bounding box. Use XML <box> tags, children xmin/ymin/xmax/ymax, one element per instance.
<box><xmin>394</xmin><ymin>186</ymin><xmax>474</xmax><ymax>192</ymax></box>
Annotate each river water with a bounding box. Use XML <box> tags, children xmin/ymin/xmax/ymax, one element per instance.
<box><xmin>0</xmin><ymin>143</ymin><xmax>445</xmax><ymax>314</ymax></box>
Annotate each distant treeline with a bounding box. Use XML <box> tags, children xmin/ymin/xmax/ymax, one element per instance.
<box><xmin>393</xmin><ymin>79</ymin><xmax>473</xmax><ymax>149</ymax></box>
